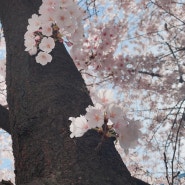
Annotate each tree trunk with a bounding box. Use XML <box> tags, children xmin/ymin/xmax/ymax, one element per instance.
<box><xmin>0</xmin><ymin>1</ymin><xmax>137</xmax><ymax>185</ymax></box>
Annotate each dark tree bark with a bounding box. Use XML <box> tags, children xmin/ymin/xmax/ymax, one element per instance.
<box><xmin>0</xmin><ymin>1</ymin><xmax>147</xmax><ymax>185</ymax></box>
<box><xmin>0</xmin><ymin>105</ymin><xmax>10</xmax><ymax>134</ymax></box>
<box><xmin>133</xmin><ymin>177</ymin><xmax>150</xmax><ymax>185</ymax></box>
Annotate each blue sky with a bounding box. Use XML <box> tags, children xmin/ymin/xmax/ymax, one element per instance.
<box><xmin>0</xmin><ymin>158</ymin><xmax>12</xmax><ymax>169</ymax></box>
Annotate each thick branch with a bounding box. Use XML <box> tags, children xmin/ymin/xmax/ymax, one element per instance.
<box><xmin>0</xmin><ymin>105</ymin><xmax>10</xmax><ymax>134</ymax></box>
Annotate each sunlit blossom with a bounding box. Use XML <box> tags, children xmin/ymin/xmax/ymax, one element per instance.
<box><xmin>96</xmin><ymin>89</ymin><xmax>114</xmax><ymax>105</ymax></box>
<box><xmin>69</xmin><ymin>115</ymin><xmax>89</xmax><ymax>138</ymax></box>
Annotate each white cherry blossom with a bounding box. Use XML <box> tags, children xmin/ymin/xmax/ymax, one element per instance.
<box><xmin>27</xmin><ymin>14</ymin><xmax>41</xmax><ymax>32</ymax></box>
<box><xmin>28</xmin><ymin>46</ymin><xmax>37</xmax><ymax>56</ymax></box>
<box><xmin>35</xmin><ymin>51</ymin><xmax>52</xmax><ymax>65</ymax></box>
<box><xmin>106</xmin><ymin>104</ymin><xmax>123</xmax><ymax>123</ymax></box>
<box><xmin>118</xmin><ymin>122</ymin><xmax>141</xmax><ymax>150</ymax></box>
<box><xmin>54</xmin><ymin>9</ymin><xmax>72</xmax><ymax>28</ymax></box>
<box><xmin>96</xmin><ymin>89</ymin><xmax>114</xmax><ymax>105</ymax></box>
<box><xmin>69</xmin><ymin>115</ymin><xmax>89</xmax><ymax>138</ymax></box>
<box><xmin>41</xmin><ymin>23</ymin><xmax>53</xmax><ymax>36</ymax></box>
<box><xmin>24</xmin><ymin>32</ymin><xmax>36</xmax><ymax>53</ymax></box>
<box><xmin>85</xmin><ymin>104</ymin><xmax>104</xmax><ymax>128</ymax></box>
<box><xmin>39</xmin><ymin>37</ymin><xmax>55</xmax><ymax>53</ymax></box>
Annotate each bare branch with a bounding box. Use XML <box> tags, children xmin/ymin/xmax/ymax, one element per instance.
<box><xmin>164</xmin><ymin>152</ymin><xmax>171</xmax><ymax>185</ymax></box>
<box><xmin>138</xmin><ymin>70</ymin><xmax>162</xmax><ymax>78</ymax></box>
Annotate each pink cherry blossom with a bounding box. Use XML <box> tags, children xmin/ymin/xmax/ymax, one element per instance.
<box><xmin>118</xmin><ymin>122</ymin><xmax>141</xmax><ymax>150</ymax></box>
<box><xmin>39</xmin><ymin>3</ymin><xmax>57</xmax><ymax>15</ymax></box>
<box><xmin>112</xmin><ymin>118</ymin><xmax>126</xmax><ymax>135</ymax></box>
<box><xmin>39</xmin><ymin>37</ymin><xmax>55</xmax><ymax>53</ymax></box>
<box><xmin>41</xmin><ymin>23</ymin><xmax>53</xmax><ymax>36</ymax></box>
<box><xmin>54</xmin><ymin>9</ymin><xmax>72</xmax><ymax>28</ymax></box>
<box><xmin>96</xmin><ymin>89</ymin><xmax>114</xmax><ymax>105</ymax></box>
<box><xmin>24</xmin><ymin>32</ymin><xmax>36</xmax><ymax>52</ymax></box>
<box><xmin>28</xmin><ymin>46</ymin><xmax>37</xmax><ymax>56</ymax></box>
<box><xmin>60</xmin><ymin>0</ymin><xmax>74</xmax><ymax>7</ymax></box>
<box><xmin>35</xmin><ymin>51</ymin><xmax>52</xmax><ymax>65</ymax></box>
<box><xmin>106</xmin><ymin>104</ymin><xmax>123</xmax><ymax>123</ymax></box>
<box><xmin>27</xmin><ymin>14</ymin><xmax>41</xmax><ymax>32</ymax></box>
<box><xmin>85</xmin><ymin>104</ymin><xmax>104</xmax><ymax>128</ymax></box>
<box><xmin>41</xmin><ymin>0</ymin><xmax>59</xmax><ymax>8</ymax></box>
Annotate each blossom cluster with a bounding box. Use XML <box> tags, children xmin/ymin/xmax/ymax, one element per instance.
<box><xmin>69</xmin><ymin>89</ymin><xmax>141</xmax><ymax>152</ymax></box>
<box><xmin>24</xmin><ymin>0</ymin><xmax>85</xmax><ymax>65</ymax></box>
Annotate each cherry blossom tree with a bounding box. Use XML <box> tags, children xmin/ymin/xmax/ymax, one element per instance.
<box><xmin>0</xmin><ymin>0</ymin><xmax>185</xmax><ymax>185</ymax></box>
<box><xmin>0</xmin><ymin>0</ymin><xmax>148</xmax><ymax>185</ymax></box>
